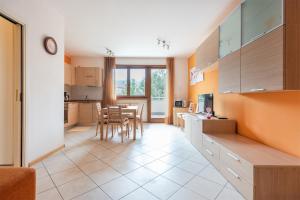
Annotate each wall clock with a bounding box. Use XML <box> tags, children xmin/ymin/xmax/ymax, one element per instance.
<box><xmin>44</xmin><ymin>37</ymin><xmax>57</xmax><ymax>55</ymax></box>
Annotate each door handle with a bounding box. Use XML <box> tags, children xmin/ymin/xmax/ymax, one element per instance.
<box><xmin>250</xmin><ymin>88</ymin><xmax>265</xmax><ymax>92</ymax></box>
<box><xmin>205</xmin><ymin>149</ymin><xmax>214</xmax><ymax>156</ymax></box>
<box><xmin>223</xmin><ymin>90</ymin><xmax>232</xmax><ymax>94</ymax></box>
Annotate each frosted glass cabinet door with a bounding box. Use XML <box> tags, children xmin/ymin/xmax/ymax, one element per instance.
<box><xmin>242</xmin><ymin>0</ymin><xmax>283</xmax><ymax>45</ymax></box>
<box><xmin>219</xmin><ymin>6</ymin><xmax>241</xmax><ymax>58</ymax></box>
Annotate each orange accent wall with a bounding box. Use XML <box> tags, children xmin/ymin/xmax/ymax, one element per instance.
<box><xmin>188</xmin><ymin>54</ymin><xmax>300</xmax><ymax>157</ymax></box>
<box><xmin>64</xmin><ymin>55</ymin><xmax>71</xmax><ymax>64</ymax></box>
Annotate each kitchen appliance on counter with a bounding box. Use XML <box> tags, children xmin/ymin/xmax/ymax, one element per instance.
<box><xmin>174</xmin><ymin>100</ymin><xmax>188</xmax><ymax>108</ymax></box>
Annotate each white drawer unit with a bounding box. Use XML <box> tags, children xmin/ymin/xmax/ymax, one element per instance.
<box><xmin>183</xmin><ymin>113</ymin><xmax>300</xmax><ymax>200</ymax></box>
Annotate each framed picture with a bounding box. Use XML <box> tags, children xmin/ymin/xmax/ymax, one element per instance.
<box><xmin>190</xmin><ymin>67</ymin><xmax>204</xmax><ymax>85</ymax></box>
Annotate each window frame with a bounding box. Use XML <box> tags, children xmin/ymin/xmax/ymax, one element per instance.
<box><xmin>116</xmin><ymin>65</ymin><xmax>165</xmax><ymax>99</ymax></box>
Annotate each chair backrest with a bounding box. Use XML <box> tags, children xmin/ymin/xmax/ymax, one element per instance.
<box><xmin>95</xmin><ymin>102</ymin><xmax>102</xmax><ymax>120</ymax></box>
<box><xmin>107</xmin><ymin>106</ymin><xmax>122</xmax><ymax>123</ymax></box>
<box><xmin>139</xmin><ymin>104</ymin><xmax>144</xmax><ymax>117</ymax></box>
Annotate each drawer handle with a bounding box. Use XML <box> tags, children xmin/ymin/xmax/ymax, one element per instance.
<box><xmin>227</xmin><ymin>152</ymin><xmax>240</xmax><ymax>162</ymax></box>
<box><xmin>250</xmin><ymin>88</ymin><xmax>265</xmax><ymax>92</ymax></box>
<box><xmin>227</xmin><ymin>167</ymin><xmax>240</xmax><ymax>179</ymax></box>
<box><xmin>205</xmin><ymin>149</ymin><xmax>214</xmax><ymax>156</ymax></box>
<box><xmin>223</xmin><ymin>90</ymin><xmax>232</xmax><ymax>94</ymax></box>
<box><xmin>207</xmin><ymin>139</ymin><xmax>214</xmax><ymax>144</ymax></box>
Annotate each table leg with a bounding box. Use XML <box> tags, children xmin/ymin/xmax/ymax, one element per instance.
<box><xmin>100</xmin><ymin>111</ymin><xmax>104</xmax><ymax>140</ymax></box>
<box><xmin>133</xmin><ymin>110</ymin><xmax>136</xmax><ymax>140</ymax></box>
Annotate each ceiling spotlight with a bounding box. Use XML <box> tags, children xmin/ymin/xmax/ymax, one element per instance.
<box><xmin>105</xmin><ymin>48</ymin><xmax>114</xmax><ymax>57</ymax></box>
<box><xmin>157</xmin><ymin>38</ymin><xmax>170</xmax><ymax>50</ymax></box>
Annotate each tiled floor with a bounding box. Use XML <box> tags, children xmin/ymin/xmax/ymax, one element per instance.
<box><xmin>34</xmin><ymin>124</ymin><xmax>245</xmax><ymax>200</ymax></box>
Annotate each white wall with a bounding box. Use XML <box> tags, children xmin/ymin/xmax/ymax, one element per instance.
<box><xmin>174</xmin><ymin>58</ymin><xmax>188</xmax><ymax>101</ymax></box>
<box><xmin>0</xmin><ymin>0</ymin><xmax>65</xmax><ymax>165</ymax></box>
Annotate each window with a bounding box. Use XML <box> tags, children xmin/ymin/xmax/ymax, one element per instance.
<box><xmin>115</xmin><ymin>66</ymin><xmax>146</xmax><ymax>97</ymax></box>
<box><xmin>130</xmin><ymin>69</ymin><xmax>145</xmax><ymax>96</ymax></box>
<box><xmin>115</xmin><ymin>68</ymin><xmax>128</xmax><ymax>96</ymax></box>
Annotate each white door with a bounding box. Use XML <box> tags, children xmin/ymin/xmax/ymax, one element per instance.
<box><xmin>0</xmin><ymin>16</ymin><xmax>21</xmax><ymax>165</ymax></box>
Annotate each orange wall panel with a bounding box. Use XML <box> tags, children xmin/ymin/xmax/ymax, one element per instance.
<box><xmin>188</xmin><ymin>55</ymin><xmax>300</xmax><ymax>157</ymax></box>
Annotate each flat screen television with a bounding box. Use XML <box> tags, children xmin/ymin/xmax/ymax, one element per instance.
<box><xmin>197</xmin><ymin>93</ymin><xmax>214</xmax><ymax>115</ymax></box>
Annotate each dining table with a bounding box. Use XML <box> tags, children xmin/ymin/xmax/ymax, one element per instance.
<box><xmin>100</xmin><ymin>105</ymin><xmax>138</xmax><ymax>140</ymax></box>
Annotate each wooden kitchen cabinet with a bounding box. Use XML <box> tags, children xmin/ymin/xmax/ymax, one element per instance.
<box><xmin>64</xmin><ymin>64</ymin><xmax>76</xmax><ymax>86</ymax></box>
<box><xmin>64</xmin><ymin>103</ymin><xmax>78</xmax><ymax>128</ymax></box>
<box><xmin>195</xmin><ymin>28</ymin><xmax>219</xmax><ymax>70</ymax></box>
<box><xmin>76</xmin><ymin>67</ymin><xmax>103</xmax><ymax>87</ymax></box>
<box><xmin>241</xmin><ymin>26</ymin><xmax>284</xmax><ymax>92</ymax></box>
<box><xmin>64</xmin><ymin>64</ymin><xmax>72</xmax><ymax>85</ymax></box>
<box><xmin>71</xmin><ymin>65</ymin><xmax>76</xmax><ymax>85</ymax></box>
<box><xmin>219</xmin><ymin>50</ymin><xmax>241</xmax><ymax>94</ymax></box>
<box><xmin>79</xmin><ymin>103</ymin><xmax>93</xmax><ymax>124</ymax></box>
<box><xmin>78</xmin><ymin>102</ymin><xmax>99</xmax><ymax>125</ymax></box>
<box><xmin>68</xmin><ymin>103</ymin><xmax>78</xmax><ymax>126</ymax></box>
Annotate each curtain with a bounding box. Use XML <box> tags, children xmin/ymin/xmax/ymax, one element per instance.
<box><xmin>103</xmin><ymin>57</ymin><xmax>116</xmax><ymax>107</ymax></box>
<box><xmin>166</xmin><ymin>57</ymin><xmax>175</xmax><ymax>124</ymax></box>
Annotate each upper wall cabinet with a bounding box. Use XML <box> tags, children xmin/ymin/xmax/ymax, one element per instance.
<box><xmin>241</xmin><ymin>26</ymin><xmax>284</xmax><ymax>92</ymax></box>
<box><xmin>219</xmin><ymin>6</ymin><xmax>241</xmax><ymax>58</ymax></box>
<box><xmin>64</xmin><ymin>64</ymin><xmax>76</xmax><ymax>86</ymax></box>
<box><xmin>76</xmin><ymin>67</ymin><xmax>103</xmax><ymax>87</ymax></box>
<box><xmin>241</xmin><ymin>0</ymin><xmax>283</xmax><ymax>46</ymax></box>
<box><xmin>195</xmin><ymin>28</ymin><xmax>219</xmax><ymax>70</ymax></box>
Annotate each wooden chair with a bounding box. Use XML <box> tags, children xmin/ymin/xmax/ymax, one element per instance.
<box><xmin>137</xmin><ymin>104</ymin><xmax>144</xmax><ymax>135</ymax></box>
<box><xmin>95</xmin><ymin>102</ymin><xmax>107</xmax><ymax>136</ymax></box>
<box><xmin>128</xmin><ymin>104</ymin><xmax>144</xmax><ymax>136</ymax></box>
<box><xmin>106</xmin><ymin>106</ymin><xmax>129</xmax><ymax>142</ymax></box>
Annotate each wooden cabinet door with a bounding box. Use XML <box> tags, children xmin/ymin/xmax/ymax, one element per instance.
<box><xmin>203</xmin><ymin>28</ymin><xmax>219</xmax><ymax>67</ymax></box>
<box><xmin>94</xmin><ymin>68</ymin><xmax>103</xmax><ymax>87</ymax></box>
<box><xmin>241</xmin><ymin>26</ymin><xmax>284</xmax><ymax>92</ymax></box>
<box><xmin>64</xmin><ymin>64</ymin><xmax>72</xmax><ymax>85</ymax></box>
<box><xmin>71</xmin><ymin>66</ymin><xmax>76</xmax><ymax>86</ymax></box>
<box><xmin>219</xmin><ymin>50</ymin><xmax>241</xmax><ymax>94</ymax></box>
<box><xmin>79</xmin><ymin>103</ymin><xmax>93</xmax><ymax>124</ymax></box>
<box><xmin>195</xmin><ymin>28</ymin><xmax>219</xmax><ymax>70</ymax></box>
<box><xmin>68</xmin><ymin>103</ymin><xmax>78</xmax><ymax>126</ymax></box>
<box><xmin>76</xmin><ymin>67</ymin><xmax>97</xmax><ymax>86</ymax></box>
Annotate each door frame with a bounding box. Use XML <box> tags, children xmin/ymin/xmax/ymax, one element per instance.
<box><xmin>0</xmin><ymin>11</ymin><xmax>25</xmax><ymax>167</ymax></box>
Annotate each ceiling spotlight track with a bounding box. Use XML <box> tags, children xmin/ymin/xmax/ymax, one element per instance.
<box><xmin>105</xmin><ymin>48</ymin><xmax>114</xmax><ymax>56</ymax></box>
<box><xmin>157</xmin><ymin>38</ymin><xmax>170</xmax><ymax>50</ymax></box>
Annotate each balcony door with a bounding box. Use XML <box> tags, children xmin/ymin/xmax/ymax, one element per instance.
<box><xmin>150</xmin><ymin>68</ymin><xmax>168</xmax><ymax>122</ymax></box>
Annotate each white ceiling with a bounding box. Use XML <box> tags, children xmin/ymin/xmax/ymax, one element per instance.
<box><xmin>48</xmin><ymin>0</ymin><xmax>235</xmax><ymax>57</ymax></box>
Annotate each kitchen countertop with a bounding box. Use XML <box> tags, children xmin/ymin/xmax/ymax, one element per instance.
<box><xmin>65</xmin><ymin>100</ymin><xmax>102</xmax><ymax>103</ymax></box>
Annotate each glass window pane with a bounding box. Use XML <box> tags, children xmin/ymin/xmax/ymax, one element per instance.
<box><xmin>115</xmin><ymin>68</ymin><xmax>127</xmax><ymax>96</ymax></box>
<box><xmin>130</xmin><ymin>69</ymin><xmax>145</xmax><ymax>96</ymax></box>
<box><xmin>219</xmin><ymin>5</ymin><xmax>241</xmax><ymax>58</ymax></box>
<box><xmin>242</xmin><ymin>0</ymin><xmax>283</xmax><ymax>45</ymax></box>
<box><xmin>151</xmin><ymin>69</ymin><xmax>167</xmax><ymax>118</ymax></box>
